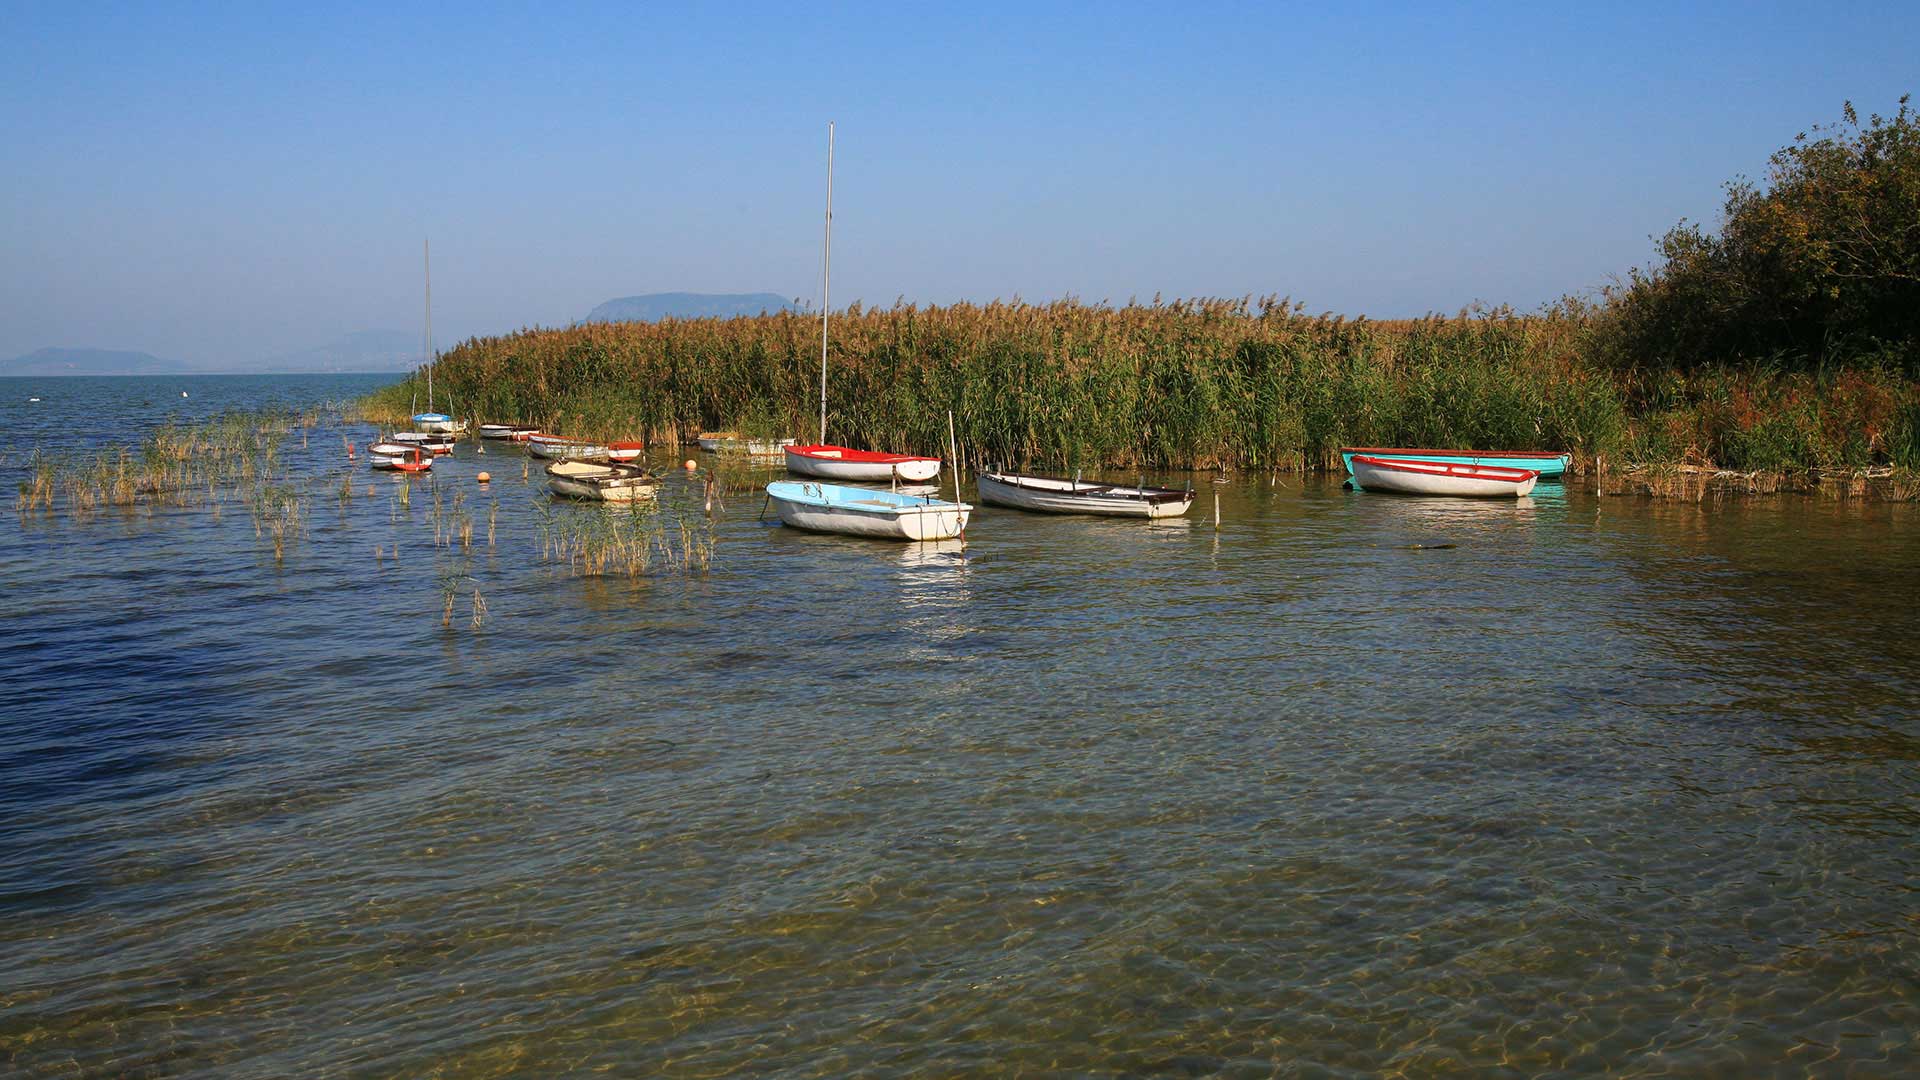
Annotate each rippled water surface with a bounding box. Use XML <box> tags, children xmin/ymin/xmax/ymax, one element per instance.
<box><xmin>3</xmin><ymin>375</ymin><xmax>1916</xmax><ymax>1076</ymax></box>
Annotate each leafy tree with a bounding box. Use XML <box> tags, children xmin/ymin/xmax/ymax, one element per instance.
<box><xmin>1602</xmin><ymin>96</ymin><xmax>1920</xmax><ymax>372</ymax></box>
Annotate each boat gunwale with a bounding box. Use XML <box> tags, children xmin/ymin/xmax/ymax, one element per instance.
<box><xmin>1350</xmin><ymin>454</ymin><xmax>1540</xmax><ymax>483</ymax></box>
<box><xmin>978</xmin><ymin>470</ymin><xmax>1193</xmax><ymax>505</ymax></box>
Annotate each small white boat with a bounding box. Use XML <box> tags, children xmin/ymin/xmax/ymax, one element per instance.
<box><xmin>369</xmin><ymin>443</ymin><xmax>432</xmax><ymax>472</ymax></box>
<box><xmin>526</xmin><ymin>434</ymin><xmax>611</xmax><ymax>461</ymax></box>
<box><xmin>977</xmin><ymin>470</ymin><xmax>1194</xmax><ymax>518</ymax></box>
<box><xmin>766</xmin><ymin>481</ymin><xmax>970</xmax><ymax>541</ymax></box>
<box><xmin>546</xmin><ymin>460</ymin><xmax>658</xmax><ymax>501</ymax></box>
<box><xmin>697</xmin><ymin>432</ymin><xmax>796</xmax><ymax>457</ymax></box>
<box><xmin>479</xmin><ymin>423</ymin><xmax>539</xmax><ymax>440</ymax></box>
<box><xmin>387</xmin><ymin>431</ymin><xmax>457</xmax><ymax>455</ymax></box>
<box><xmin>1349</xmin><ymin>454</ymin><xmax>1539</xmax><ymax>497</ymax></box>
<box><xmin>605</xmin><ymin>441</ymin><xmax>648</xmax><ymax>463</ymax></box>
<box><xmin>784</xmin><ymin>444</ymin><xmax>942</xmax><ymax>482</ymax></box>
<box><xmin>411</xmin><ymin>412</ymin><xmax>468</xmax><ymax>435</ymax></box>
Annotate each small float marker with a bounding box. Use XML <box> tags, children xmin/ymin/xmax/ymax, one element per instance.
<box><xmin>683</xmin><ymin>459</ymin><xmax>697</xmax><ymax>471</ymax></box>
<box><xmin>28</xmin><ymin>397</ymin><xmax>40</xmax><ymax>402</ymax></box>
<box><xmin>181</xmin><ymin>391</ymin><xmax>189</xmax><ymax>398</ymax></box>
<box><xmin>476</xmin><ymin>472</ymin><xmax>491</xmax><ymax>484</ymax></box>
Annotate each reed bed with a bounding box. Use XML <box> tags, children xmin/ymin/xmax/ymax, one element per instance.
<box><xmin>359</xmin><ymin>299</ymin><xmax>1916</xmax><ymax>493</ymax></box>
<box><xmin>360</xmin><ymin>300</ymin><xmax>1622</xmax><ymax>472</ymax></box>
<box><xmin>534</xmin><ymin>495</ymin><xmax>715</xmax><ymax>578</ymax></box>
<box><xmin>16</xmin><ymin>409</ymin><xmax>297</xmax><ymax>516</ymax></box>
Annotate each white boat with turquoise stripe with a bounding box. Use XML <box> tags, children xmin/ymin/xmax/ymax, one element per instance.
<box><xmin>1339</xmin><ymin>446</ymin><xmax>1569</xmax><ymax>479</ymax></box>
<box><xmin>766</xmin><ymin>481</ymin><xmax>970</xmax><ymax>541</ymax></box>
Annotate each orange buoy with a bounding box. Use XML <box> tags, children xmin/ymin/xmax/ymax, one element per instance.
<box><xmin>683</xmin><ymin>459</ymin><xmax>698</xmax><ymax>471</ymax></box>
<box><xmin>476</xmin><ymin>472</ymin><xmax>491</xmax><ymax>484</ymax></box>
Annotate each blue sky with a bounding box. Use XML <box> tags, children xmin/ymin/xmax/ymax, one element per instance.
<box><xmin>3</xmin><ymin>1</ymin><xmax>1915</xmax><ymax>367</ymax></box>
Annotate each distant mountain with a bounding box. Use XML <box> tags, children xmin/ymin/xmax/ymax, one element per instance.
<box><xmin>1</xmin><ymin>347</ymin><xmax>193</xmax><ymax>376</ymax></box>
<box><xmin>262</xmin><ymin>330</ymin><xmax>421</xmax><ymax>373</ymax></box>
<box><xmin>584</xmin><ymin>292</ymin><xmax>801</xmax><ymax>324</ymax></box>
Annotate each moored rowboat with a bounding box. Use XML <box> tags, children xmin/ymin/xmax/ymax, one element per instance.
<box><xmin>1340</xmin><ymin>446</ymin><xmax>1569</xmax><ymax>479</ymax></box>
<box><xmin>369</xmin><ymin>443</ymin><xmax>432</xmax><ymax>472</ymax></box>
<box><xmin>1349</xmin><ymin>455</ymin><xmax>1538</xmax><ymax>497</ymax></box>
<box><xmin>479</xmin><ymin>423</ymin><xmax>540</xmax><ymax>440</ymax></box>
<box><xmin>976</xmin><ymin>471</ymin><xmax>1194</xmax><ymax>518</ymax></box>
<box><xmin>784</xmin><ymin>444</ymin><xmax>942</xmax><ymax>483</ymax></box>
<box><xmin>389</xmin><ymin>431</ymin><xmax>457</xmax><ymax>455</ymax></box>
<box><xmin>765</xmin><ymin>480</ymin><xmax>970</xmax><ymax>541</ymax></box>
<box><xmin>546</xmin><ymin>460</ymin><xmax>658</xmax><ymax>501</ymax></box>
<box><xmin>606</xmin><ymin>441</ymin><xmax>647</xmax><ymax>463</ymax></box>
<box><xmin>527</xmin><ymin>434</ymin><xmax>610</xmax><ymax>461</ymax></box>
<box><xmin>697</xmin><ymin>432</ymin><xmax>795</xmax><ymax>457</ymax></box>
<box><xmin>411</xmin><ymin>412</ymin><xmax>468</xmax><ymax>435</ymax></box>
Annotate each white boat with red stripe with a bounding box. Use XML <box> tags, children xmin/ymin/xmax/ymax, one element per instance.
<box><xmin>1348</xmin><ymin>454</ymin><xmax>1539</xmax><ymax>497</ymax></box>
<box><xmin>784</xmin><ymin>444</ymin><xmax>942</xmax><ymax>483</ymax></box>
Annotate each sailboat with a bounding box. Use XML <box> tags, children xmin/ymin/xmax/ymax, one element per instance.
<box><xmin>767</xmin><ymin>123</ymin><xmax>969</xmax><ymax>540</ymax></box>
<box><xmin>782</xmin><ymin>123</ymin><xmax>943</xmax><ymax>484</ymax></box>
<box><xmin>411</xmin><ymin>238</ymin><xmax>468</xmax><ymax>435</ymax></box>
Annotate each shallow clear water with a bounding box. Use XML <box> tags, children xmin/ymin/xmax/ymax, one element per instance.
<box><xmin>2</xmin><ymin>375</ymin><xmax>1916</xmax><ymax>1076</ymax></box>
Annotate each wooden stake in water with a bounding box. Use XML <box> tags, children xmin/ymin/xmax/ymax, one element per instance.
<box><xmin>1214</xmin><ymin>490</ymin><xmax>1221</xmax><ymax>531</ymax></box>
<box><xmin>947</xmin><ymin>408</ymin><xmax>966</xmax><ymax>540</ymax></box>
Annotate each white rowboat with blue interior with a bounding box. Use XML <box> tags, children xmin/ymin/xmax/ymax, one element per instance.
<box><xmin>766</xmin><ymin>481</ymin><xmax>970</xmax><ymax>541</ymax></box>
<box><xmin>977</xmin><ymin>470</ymin><xmax>1194</xmax><ymax>518</ymax></box>
<box><xmin>412</xmin><ymin>412</ymin><xmax>467</xmax><ymax>434</ymax></box>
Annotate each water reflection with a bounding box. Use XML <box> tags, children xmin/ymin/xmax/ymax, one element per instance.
<box><xmin>3</xmin><ymin>388</ymin><xmax>1918</xmax><ymax>1077</ymax></box>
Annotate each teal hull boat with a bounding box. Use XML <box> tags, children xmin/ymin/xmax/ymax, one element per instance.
<box><xmin>1339</xmin><ymin>447</ymin><xmax>1570</xmax><ymax>481</ymax></box>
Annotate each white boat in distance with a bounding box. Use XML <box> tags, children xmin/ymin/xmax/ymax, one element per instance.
<box><xmin>479</xmin><ymin>423</ymin><xmax>539</xmax><ymax>440</ymax></box>
<box><xmin>411</xmin><ymin>412</ymin><xmax>468</xmax><ymax>435</ymax></box>
<box><xmin>784</xmin><ymin>444</ymin><xmax>942</xmax><ymax>483</ymax></box>
<box><xmin>368</xmin><ymin>442</ymin><xmax>432</xmax><ymax>472</ymax></box>
<box><xmin>546</xmin><ymin>460</ymin><xmax>658</xmax><ymax>502</ymax></box>
<box><xmin>526</xmin><ymin>434</ymin><xmax>610</xmax><ymax>461</ymax></box>
<box><xmin>766</xmin><ymin>480</ymin><xmax>970</xmax><ymax>541</ymax></box>
<box><xmin>1348</xmin><ymin>454</ymin><xmax>1539</xmax><ymax>497</ymax></box>
<box><xmin>697</xmin><ymin>432</ymin><xmax>796</xmax><ymax>457</ymax></box>
<box><xmin>388</xmin><ymin>431</ymin><xmax>457</xmax><ymax>454</ymax></box>
<box><xmin>977</xmin><ymin>470</ymin><xmax>1194</xmax><ymax>518</ymax></box>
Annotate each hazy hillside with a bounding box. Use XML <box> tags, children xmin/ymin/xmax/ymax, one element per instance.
<box><xmin>1</xmin><ymin>347</ymin><xmax>191</xmax><ymax>376</ymax></box>
<box><xmin>584</xmin><ymin>292</ymin><xmax>800</xmax><ymax>324</ymax></box>
<box><xmin>263</xmin><ymin>330</ymin><xmax>420</xmax><ymax>373</ymax></box>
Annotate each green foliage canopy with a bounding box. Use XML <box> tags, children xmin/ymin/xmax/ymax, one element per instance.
<box><xmin>1604</xmin><ymin>96</ymin><xmax>1920</xmax><ymax>371</ymax></box>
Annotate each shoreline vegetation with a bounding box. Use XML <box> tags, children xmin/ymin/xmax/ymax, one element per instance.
<box><xmin>355</xmin><ymin>98</ymin><xmax>1916</xmax><ymax>501</ymax></box>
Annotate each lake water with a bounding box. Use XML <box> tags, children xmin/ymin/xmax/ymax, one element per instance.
<box><xmin>2</xmin><ymin>374</ymin><xmax>1916</xmax><ymax>1076</ymax></box>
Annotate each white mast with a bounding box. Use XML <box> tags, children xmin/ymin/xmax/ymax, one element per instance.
<box><xmin>423</xmin><ymin>237</ymin><xmax>433</xmax><ymax>413</ymax></box>
<box><xmin>819</xmin><ymin>122</ymin><xmax>833</xmax><ymax>444</ymax></box>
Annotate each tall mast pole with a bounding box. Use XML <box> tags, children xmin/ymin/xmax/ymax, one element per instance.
<box><xmin>424</xmin><ymin>237</ymin><xmax>434</xmax><ymax>412</ymax></box>
<box><xmin>819</xmin><ymin>122</ymin><xmax>833</xmax><ymax>445</ymax></box>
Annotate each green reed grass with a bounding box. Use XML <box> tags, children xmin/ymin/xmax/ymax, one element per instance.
<box><xmin>535</xmin><ymin>495</ymin><xmax>715</xmax><ymax>578</ymax></box>
<box><xmin>360</xmin><ymin>300</ymin><xmax>1625</xmax><ymax>473</ymax></box>
<box><xmin>360</xmin><ymin>299</ymin><xmax>1915</xmax><ymax>489</ymax></box>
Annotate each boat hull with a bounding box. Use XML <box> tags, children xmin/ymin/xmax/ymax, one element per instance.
<box><xmin>784</xmin><ymin>445</ymin><xmax>942</xmax><ymax>482</ymax></box>
<box><xmin>977</xmin><ymin>472</ymin><xmax>1193</xmax><ymax>518</ymax></box>
<box><xmin>1340</xmin><ymin>447</ymin><xmax>1568</xmax><ymax>480</ymax></box>
<box><xmin>767</xmin><ymin>481</ymin><xmax>970</xmax><ymax>541</ymax></box>
<box><xmin>479</xmin><ymin>424</ymin><xmax>537</xmax><ymax>440</ymax></box>
<box><xmin>369</xmin><ymin>443</ymin><xmax>432</xmax><ymax>472</ymax></box>
<box><xmin>696</xmin><ymin>432</ymin><xmax>795</xmax><ymax>457</ymax></box>
<box><xmin>412</xmin><ymin>413</ymin><xmax>468</xmax><ymax>435</ymax></box>
<box><xmin>546</xmin><ymin>461</ymin><xmax>658</xmax><ymax>501</ymax></box>
<box><xmin>527</xmin><ymin>436</ymin><xmax>610</xmax><ymax>461</ymax></box>
<box><xmin>1349</xmin><ymin>455</ymin><xmax>1538</xmax><ymax>497</ymax></box>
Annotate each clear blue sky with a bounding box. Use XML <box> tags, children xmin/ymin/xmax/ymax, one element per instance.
<box><xmin>3</xmin><ymin>1</ymin><xmax>1915</xmax><ymax>368</ymax></box>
